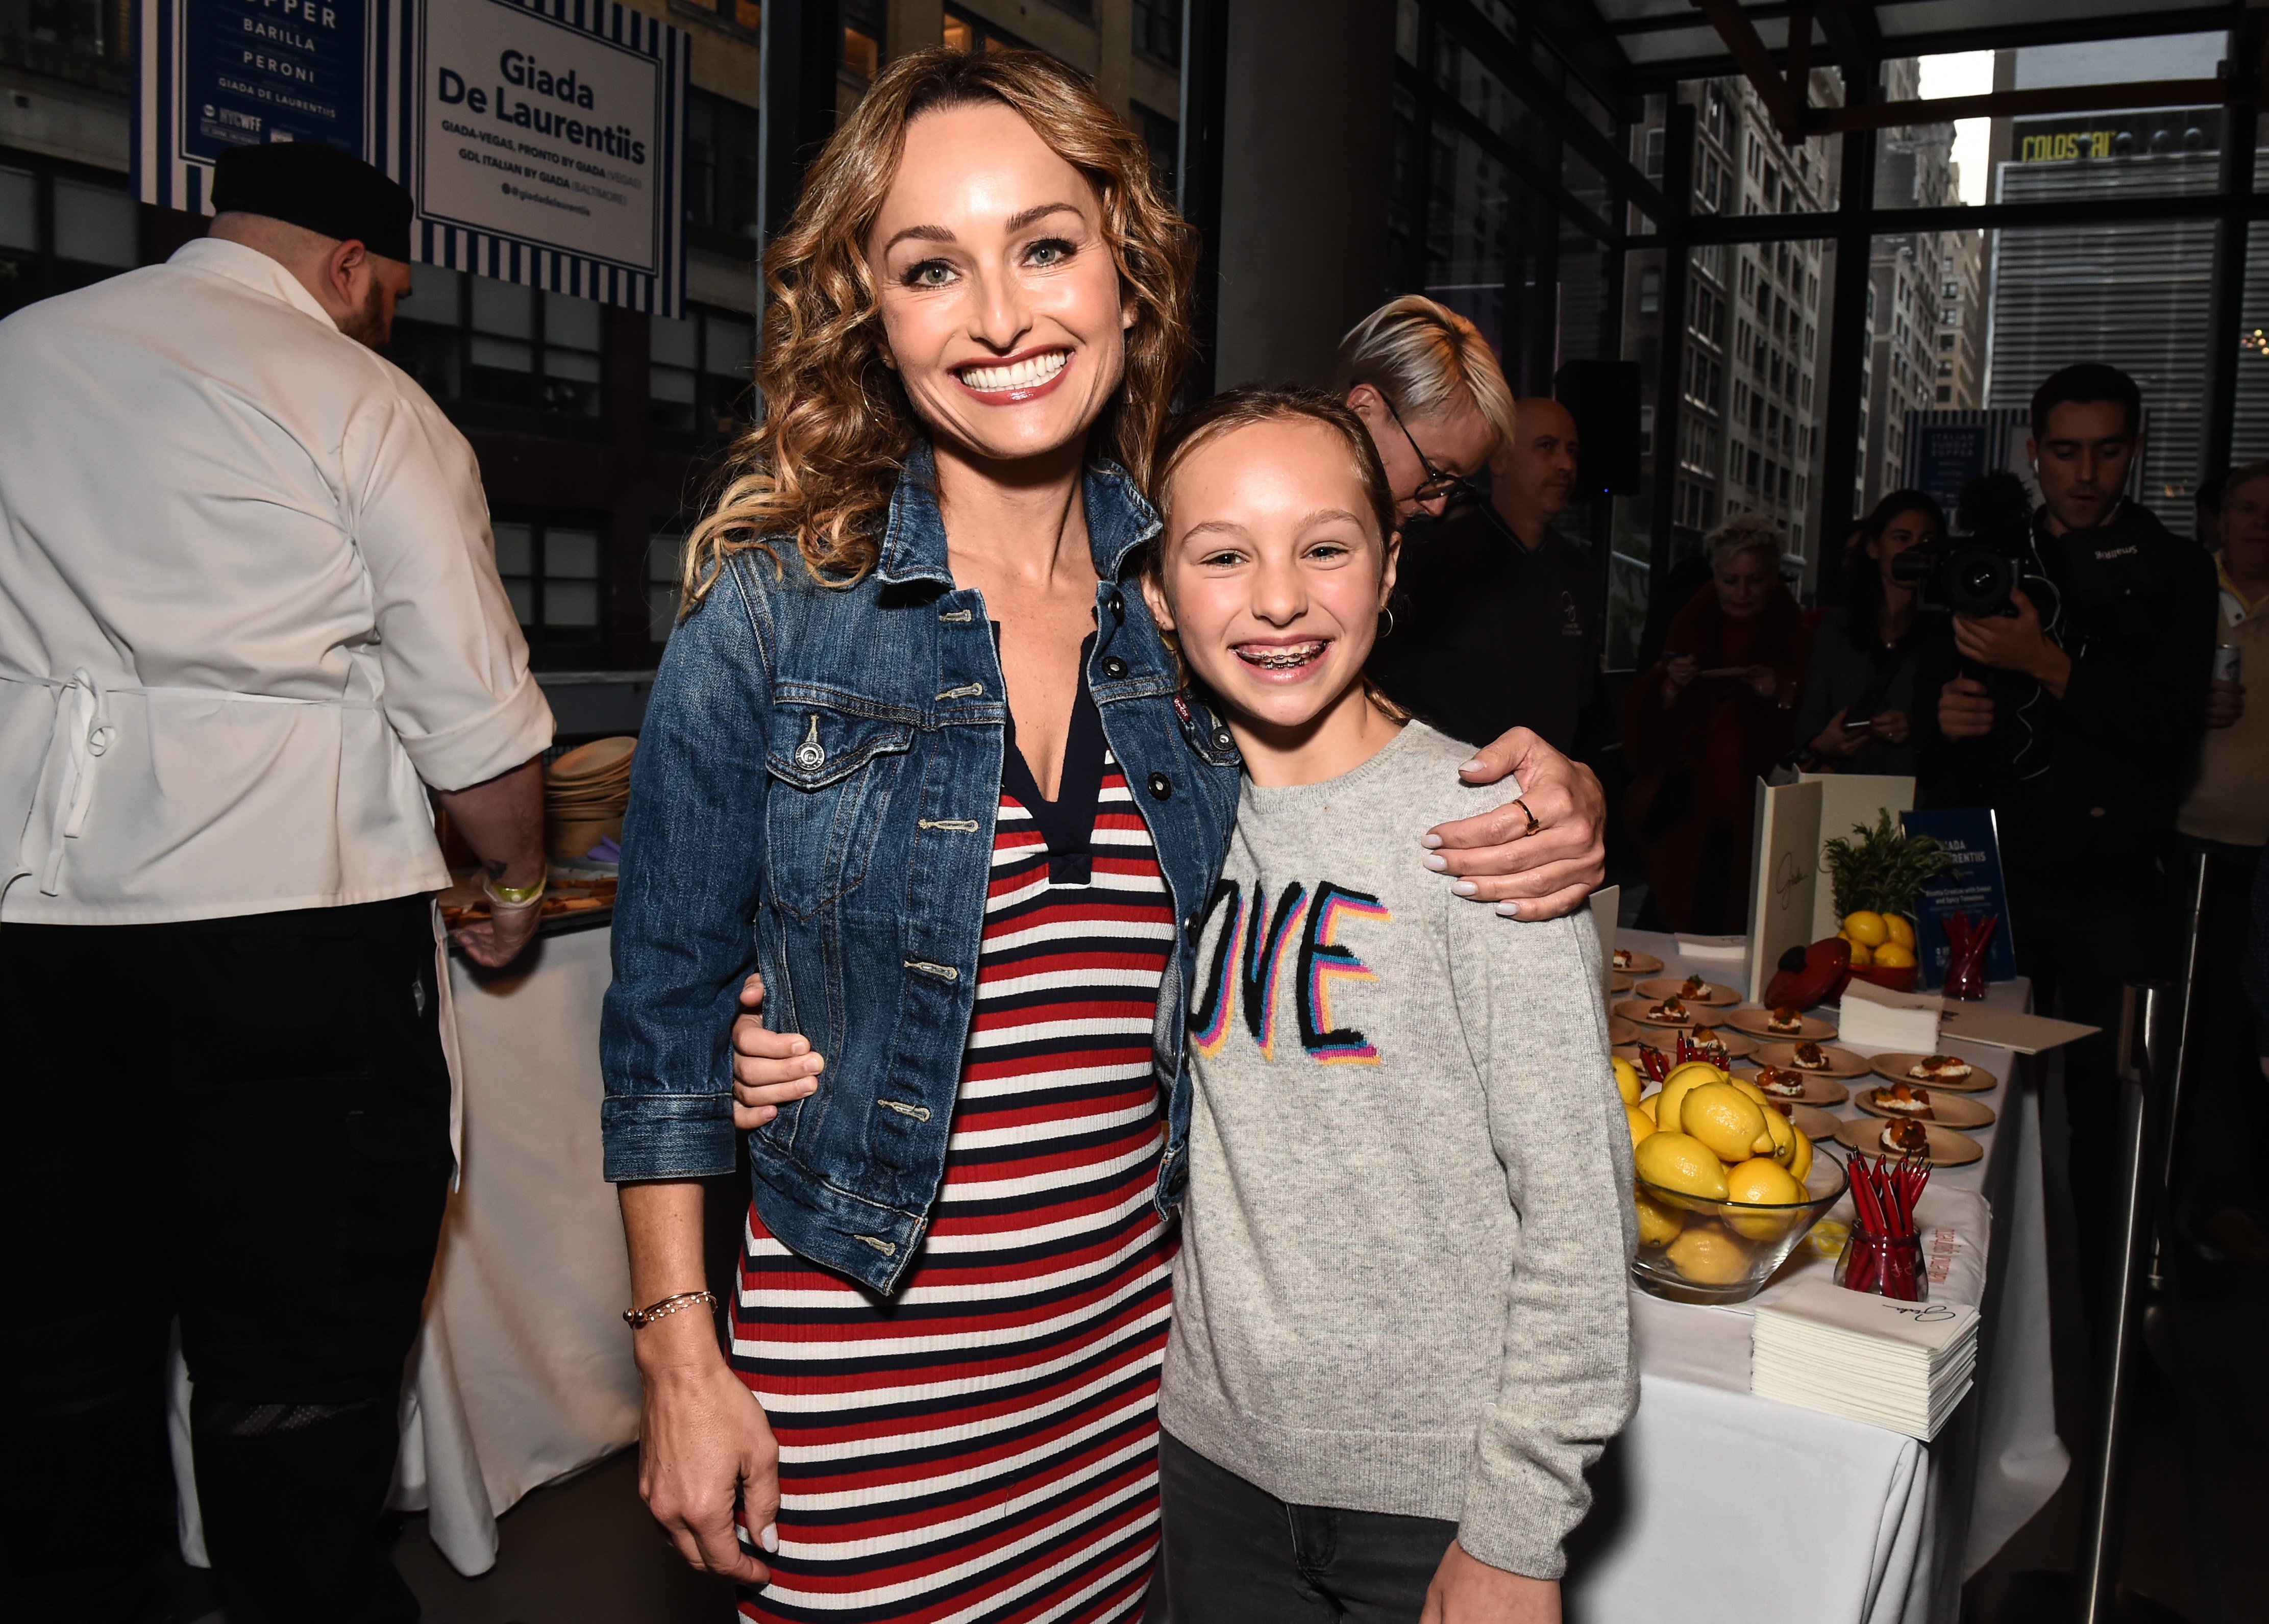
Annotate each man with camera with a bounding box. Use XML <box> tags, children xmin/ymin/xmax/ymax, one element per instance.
<box><xmin>1923</xmin><ymin>363</ymin><xmax>2218</xmax><ymax>1319</ymax></box>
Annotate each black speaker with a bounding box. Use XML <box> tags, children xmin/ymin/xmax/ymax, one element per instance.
<box><xmin>1553</xmin><ymin>359</ymin><xmax>1643</xmax><ymax>497</ymax></box>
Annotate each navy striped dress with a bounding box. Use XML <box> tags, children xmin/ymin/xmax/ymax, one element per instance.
<box><xmin>729</xmin><ymin>742</ymin><xmax>1176</xmax><ymax>1621</ymax></box>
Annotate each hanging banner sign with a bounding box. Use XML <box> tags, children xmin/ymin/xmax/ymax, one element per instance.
<box><xmin>133</xmin><ymin>0</ymin><xmax>686</xmax><ymax>315</ymax></box>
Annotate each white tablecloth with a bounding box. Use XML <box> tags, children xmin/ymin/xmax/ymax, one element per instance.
<box><xmin>172</xmin><ymin>920</ymin><xmax>2066</xmax><ymax>1603</ymax></box>
<box><xmin>1562</xmin><ymin>930</ymin><xmax>2068</xmax><ymax>1624</ymax></box>
<box><xmin>171</xmin><ymin>923</ymin><xmax>642</xmax><ymax>1577</ymax></box>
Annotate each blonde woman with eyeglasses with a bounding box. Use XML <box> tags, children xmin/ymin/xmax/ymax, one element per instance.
<box><xmin>1335</xmin><ymin>295</ymin><xmax>1516</xmax><ymax>524</ymax></box>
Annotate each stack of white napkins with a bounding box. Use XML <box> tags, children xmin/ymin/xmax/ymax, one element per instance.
<box><xmin>1835</xmin><ymin>977</ymin><xmax>1943</xmax><ymax>1054</ymax></box>
<box><xmin>1750</xmin><ymin>1279</ymin><xmax>1980</xmax><ymax>1440</ymax></box>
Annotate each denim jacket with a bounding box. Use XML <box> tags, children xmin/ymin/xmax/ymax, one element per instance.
<box><xmin>601</xmin><ymin>445</ymin><xmax>1242</xmax><ymax>1294</ymax></box>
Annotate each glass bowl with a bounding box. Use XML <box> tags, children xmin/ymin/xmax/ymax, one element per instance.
<box><xmin>1630</xmin><ymin>1150</ymin><xmax>1851</xmax><ymax>1305</ymax></box>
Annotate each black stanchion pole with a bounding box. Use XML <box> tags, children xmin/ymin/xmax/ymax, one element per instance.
<box><xmin>2147</xmin><ymin>846</ymin><xmax>2213</xmax><ymax>1295</ymax></box>
<box><xmin>2075</xmin><ymin>983</ymin><xmax>2175</xmax><ymax>1624</ymax></box>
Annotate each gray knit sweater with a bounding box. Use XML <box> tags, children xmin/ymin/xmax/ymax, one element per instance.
<box><xmin>1158</xmin><ymin>721</ymin><xmax>1637</xmax><ymax>1580</ymax></box>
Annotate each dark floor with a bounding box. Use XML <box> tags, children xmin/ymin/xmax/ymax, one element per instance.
<box><xmin>168</xmin><ymin>1056</ymin><xmax>2264</xmax><ymax>1624</ymax></box>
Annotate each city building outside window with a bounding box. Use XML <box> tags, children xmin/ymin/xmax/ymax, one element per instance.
<box><xmin>649</xmin><ymin>304</ymin><xmax>756</xmax><ymax>444</ymax></box>
<box><xmin>0</xmin><ymin>156</ymin><xmax>139</xmax><ymax>318</ymax></box>
<box><xmin>388</xmin><ymin>267</ymin><xmax>607</xmax><ymax>420</ymax></box>
<box><xmin>1131</xmin><ymin>0</ymin><xmax>1180</xmax><ymax>67</ymax></box>
<box><xmin>492</xmin><ymin>518</ymin><xmax>607</xmax><ymax>647</ymax></box>
<box><xmin>944</xmin><ymin>8</ymin><xmax>1024</xmax><ymax>52</ymax></box>
<box><xmin>684</xmin><ymin>88</ymin><xmax>763</xmax><ymax>245</ymax></box>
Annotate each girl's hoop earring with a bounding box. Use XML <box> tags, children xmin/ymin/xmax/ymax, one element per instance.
<box><xmin>1379</xmin><ymin>607</ymin><xmax>1396</xmax><ymax>639</ymax></box>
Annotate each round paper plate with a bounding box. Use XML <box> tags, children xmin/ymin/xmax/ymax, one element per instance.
<box><xmin>1610</xmin><ymin>950</ymin><xmax>1665</xmax><ymax>975</ymax></box>
<box><xmin>1611</xmin><ymin>971</ymin><xmax>1636</xmax><ymax>993</ymax></box>
<box><xmin>1833</xmin><ymin>1117</ymin><xmax>1983</xmax><ymax>1166</ymax></box>
<box><xmin>1783</xmin><ymin>1102</ymin><xmax>1842</xmax><ymax>1141</ymax></box>
<box><xmin>1615</xmin><ymin>997</ymin><xmax>1699</xmax><ymax>1029</ymax></box>
<box><xmin>1868</xmin><ymin>1053</ymin><xmax>2000</xmax><ymax>1094</ymax></box>
<box><xmin>1634</xmin><ymin>976</ymin><xmax>1742</xmax><ymax>1007</ymax></box>
<box><xmin>1723</xmin><ymin>1006</ymin><xmax>1838</xmax><ymax>1041</ymax></box>
<box><xmin>1852</xmin><ymin>1086</ymin><xmax>1996</xmax><ymax>1129</ymax></box>
<box><xmin>1609</xmin><ymin>1015</ymin><xmax>1643</xmax><ymax>1046</ymax></box>
<box><xmin>1753</xmin><ymin>1040</ymin><xmax>1873</xmax><ymax>1079</ymax></box>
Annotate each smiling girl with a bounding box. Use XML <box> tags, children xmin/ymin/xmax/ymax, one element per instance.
<box><xmin>1133</xmin><ymin>389</ymin><xmax>1635</xmax><ymax>1622</ymax></box>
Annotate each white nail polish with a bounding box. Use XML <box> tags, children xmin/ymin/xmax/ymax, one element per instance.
<box><xmin>1452</xmin><ymin>881</ymin><xmax>1479</xmax><ymax>897</ymax></box>
<box><xmin>1422</xmin><ymin>853</ymin><xmax>1448</xmax><ymax>872</ymax></box>
<box><xmin>1459</xmin><ymin>758</ymin><xmax>1485</xmax><ymax>773</ymax></box>
<box><xmin>1420</xmin><ymin>833</ymin><xmax>1444</xmax><ymax>850</ymax></box>
<box><xmin>1495</xmin><ymin>901</ymin><xmax>1522</xmax><ymax>918</ymax></box>
<box><xmin>760</xmin><ymin>1522</ymin><xmax>779</xmax><ymax>1554</ymax></box>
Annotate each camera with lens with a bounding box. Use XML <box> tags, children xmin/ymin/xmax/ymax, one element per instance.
<box><xmin>1890</xmin><ymin>470</ymin><xmax>2042</xmax><ymax>617</ymax></box>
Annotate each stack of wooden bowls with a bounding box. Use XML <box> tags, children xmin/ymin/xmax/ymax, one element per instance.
<box><xmin>545</xmin><ymin>736</ymin><xmax>635</xmax><ymax>862</ymax></box>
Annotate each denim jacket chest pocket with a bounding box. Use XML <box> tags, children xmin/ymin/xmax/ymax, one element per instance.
<box><xmin>763</xmin><ymin>692</ymin><xmax>916</xmax><ymax>920</ymax></box>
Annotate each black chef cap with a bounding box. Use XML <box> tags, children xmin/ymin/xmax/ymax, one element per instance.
<box><xmin>211</xmin><ymin>143</ymin><xmax>414</xmax><ymax>262</ymax></box>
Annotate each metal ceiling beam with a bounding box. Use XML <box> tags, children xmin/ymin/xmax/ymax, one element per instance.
<box><xmin>1815</xmin><ymin>0</ymin><xmax>1881</xmax><ymax>84</ymax></box>
<box><xmin>1645</xmin><ymin>184</ymin><xmax>2269</xmax><ymax>247</ymax></box>
<box><xmin>1815</xmin><ymin>78</ymin><xmax>2235</xmax><ymax>133</ymax></box>
<box><xmin>1690</xmin><ymin>0</ymin><xmax>1809</xmax><ymax>141</ymax></box>
<box><xmin>1609</xmin><ymin>4</ymin><xmax>1790</xmax><ymax>37</ymax></box>
<box><xmin>1627</xmin><ymin>5</ymin><xmax>2240</xmax><ymax>89</ymax></box>
<box><xmin>1872</xmin><ymin>8</ymin><xmax>2246</xmax><ymax>62</ymax></box>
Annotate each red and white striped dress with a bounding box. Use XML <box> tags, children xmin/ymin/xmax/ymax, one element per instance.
<box><xmin>730</xmin><ymin>751</ymin><xmax>1176</xmax><ymax>1621</ymax></box>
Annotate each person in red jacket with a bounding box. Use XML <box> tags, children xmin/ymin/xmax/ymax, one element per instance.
<box><xmin>1622</xmin><ymin>512</ymin><xmax>1808</xmax><ymax>932</ymax></box>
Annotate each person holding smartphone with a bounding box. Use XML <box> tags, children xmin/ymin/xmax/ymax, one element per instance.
<box><xmin>1790</xmin><ymin>490</ymin><xmax>1944</xmax><ymax>777</ymax></box>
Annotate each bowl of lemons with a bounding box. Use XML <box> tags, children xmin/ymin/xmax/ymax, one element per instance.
<box><xmin>1614</xmin><ymin>1056</ymin><xmax>1851</xmax><ymax>1305</ymax></box>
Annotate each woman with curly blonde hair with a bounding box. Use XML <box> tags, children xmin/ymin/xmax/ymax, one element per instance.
<box><xmin>601</xmin><ymin>46</ymin><xmax>1605</xmax><ymax>1620</ymax></box>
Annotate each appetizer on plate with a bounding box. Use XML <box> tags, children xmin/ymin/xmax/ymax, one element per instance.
<box><xmin>1766</xmin><ymin>1005</ymin><xmax>1805</xmax><ymax>1036</ymax></box>
<box><xmin>1906</xmin><ymin>1054</ymin><xmax>1974</xmax><ymax>1084</ymax></box>
<box><xmin>1880</xmin><ymin>1117</ymin><xmax>1931</xmax><ymax>1157</ymax></box>
<box><xmin>1755</xmin><ymin>1066</ymin><xmax>1806</xmax><ymax>1101</ymax></box>
<box><xmin>1792</xmin><ymin>1041</ymin><xmax>1830</xmax><ymax>1071</ymax></box>
<box><xmin>1648</xmin><ymin>995</ymin><xmax>1690</xmax><ymax>1022</ymax></box>
<box><xmin>1868</xmin><ymin>1081</ymin><xmax>1934</xmax><ymax>1119</ymax></box>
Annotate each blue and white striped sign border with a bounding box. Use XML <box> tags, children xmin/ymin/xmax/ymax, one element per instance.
<box><xmin>132</xmin><ymin>0</ymin><xmax>687</xmax><ymax>316</ymax></box>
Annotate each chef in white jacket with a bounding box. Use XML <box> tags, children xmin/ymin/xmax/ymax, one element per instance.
<box><xmin>0</xmin><ymin>142</ymin><xmax>552</xmax><ymax>1623</ymax></box>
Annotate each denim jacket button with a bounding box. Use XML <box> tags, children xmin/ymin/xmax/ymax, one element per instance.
<box><xmin>1102</xmin><ymin>656</ymin><xmax>1128</xmax><ymax>680</ymax></box>
<box><xmin>1212</xmin><ymin>729</ymin><xmax>1234</xmax><ymax>751</ymax></box>
<box><xmin>1146</xmin><ymin>772</ymin><xmax>1172</xmax><ymax>801</ymax></box>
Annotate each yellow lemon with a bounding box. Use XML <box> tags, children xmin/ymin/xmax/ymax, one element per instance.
<box><xmin>1761</xmin><ymin>1106</ymin><xmax>1797</xmax><ymax>1166</ymax></box>
<box><xmin>1884</xmin><ymin>913</ymin><xmax>1916</xmax><ymax>950</ymax></box>
<box><xmin>1635</xmin><ymin>1131</ymin><xmax>1730</xmax><ymax>1201</ymax></box>
<box><xmin>1724</xmin><ymin>1157</ymin><xmax>1805</xmax><ymax>1240</ymax></box>
<box><xmin>1721</xmin><ymin>1076</ymin><xmax>1779</xmax><ymax>1153</ymax></box>
<box><xmin>1681</xmin><ymin>1083</ymin><xmax>1769</xmax><ymax>1164</ymax></box>
<box><xmin>1656</xmin><ymin>1061</ymin><xmax>1727</xmax><ymax>1136</ymax></box>
<box><xmin>1665</xmin><ymin>1225</ymin><xmax>1752</xmax><ymax>1285</ymax></box>
<box><xmin>1784</xmin><ymin>1119</ymin><xmax>1813</xmax><ymax>1185</ymax></box>
<box><xmin>1624</xmin><ymin>1103</ymin><xmax>1658</xmax><ymax>1154</ymax></box>
<box><xmin>1872</xmin><ymin>940</ymin><xmax>1916</xmax><ymax>969</ymax></box>
<box><xmin>1634</xmin><ymin>1190</ymin><xmax>1684</xmax><ymax>1247</ymax></box>
<box><xmin>1638</xmin><ymin>1091</ymin><xmax>1660</xmax><ymax>1124</ymax></box>
<box><xmin>1612</xmin><ymin>1056</ymin><xmax>1643</xmax><ymax>1105</ymax></box>
<box><xmin>1843</xmin><ymin>910</ymin><xmax>1889</xmax><ymax>947</ymax></box>
<box><xmin>1845</xmin><ymin>938</ymin><xmax>1875</xmax><ymax>967</ymax></box>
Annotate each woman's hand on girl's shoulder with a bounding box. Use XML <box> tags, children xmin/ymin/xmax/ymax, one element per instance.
<box><xmin>730</xmin><ymin>973</ymin><xmax>825</xmax><ymax>1129</ymax></box>
<box><xmin>1421</xmin><ymin>728</ymin><xmax>1607</xmax><ymax>920</ymax></box>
